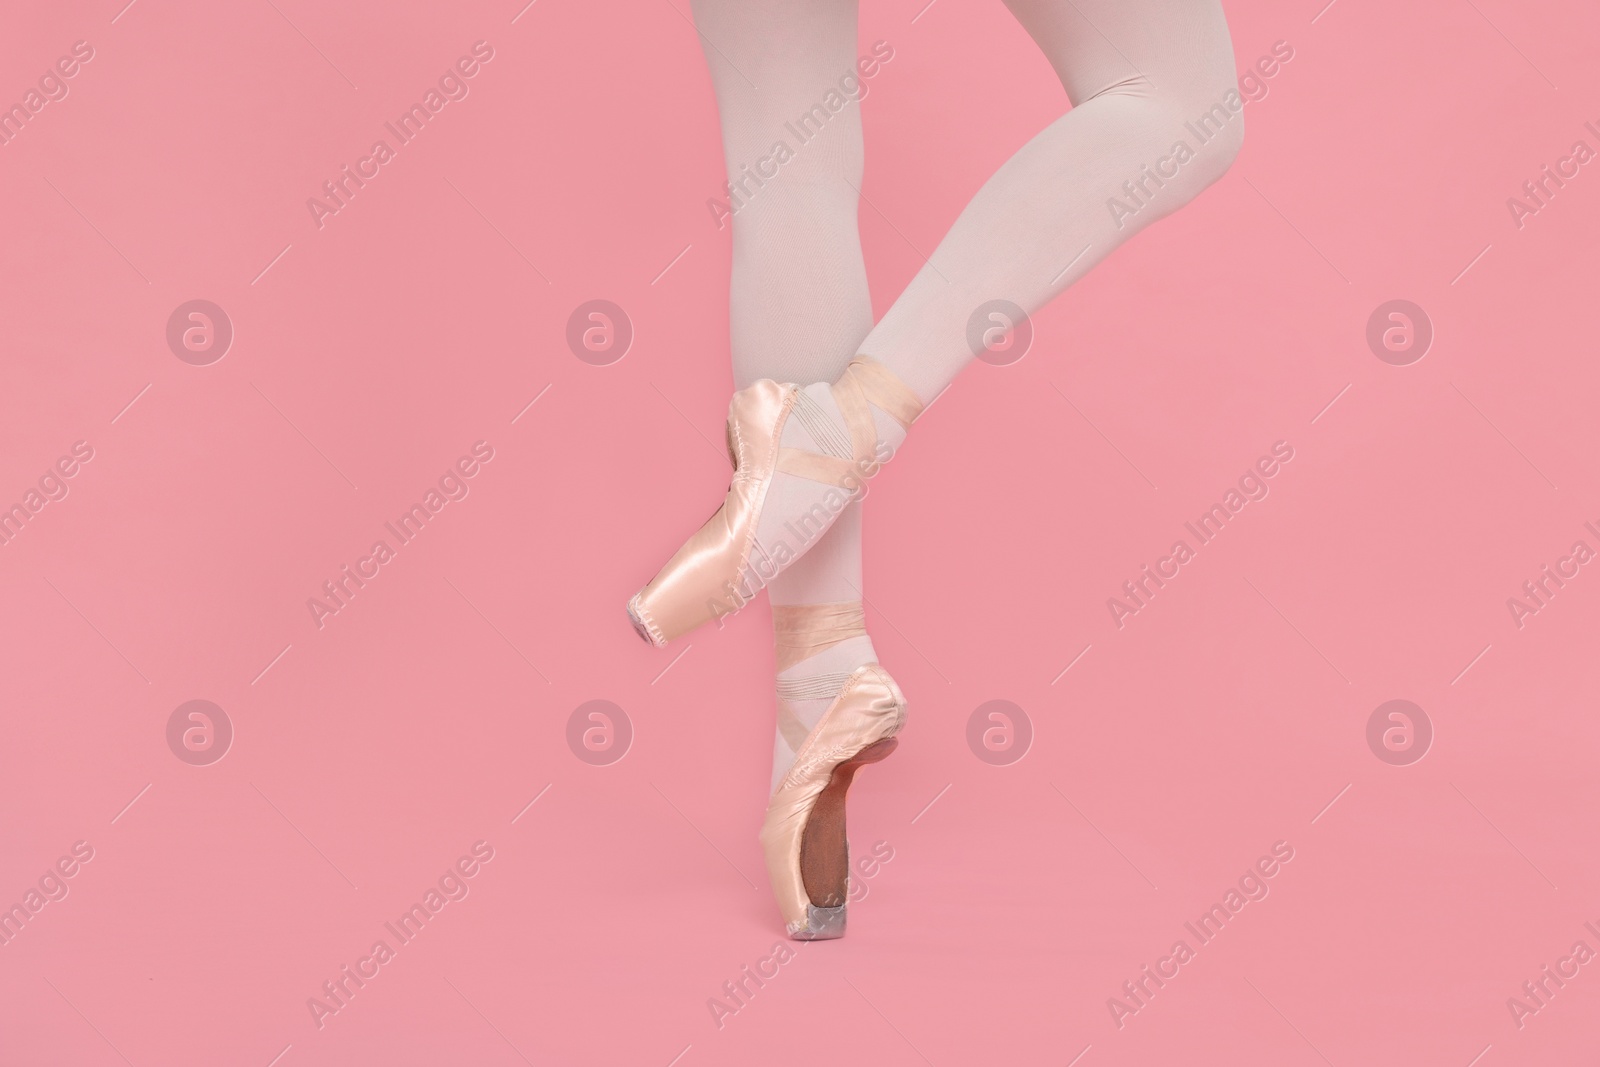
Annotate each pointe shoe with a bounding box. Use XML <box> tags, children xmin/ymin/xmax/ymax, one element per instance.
<box><xmin>759</xmin><ymin>664</ymin><xmax>906</xmax><ymax>940</ymax></box>
<box><xmin>627</xmin><ymin>358</ymin><xmax>923</xmax><ymax>647</ymax></box>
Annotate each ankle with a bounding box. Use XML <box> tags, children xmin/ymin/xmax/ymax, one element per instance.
<box><xmin>773</xmin><ymin>602</ymin><xmax>871</xmax><ymax>672</ymax></box>
<box><xmin>770</xmin><ymin>602</ymin><xmax>878</xmax><ymax>794</ymax></box>
<box><xmin>818</xmin><ymin>356</ymin><xmax>924</xmax><ymax>475</ymax></box>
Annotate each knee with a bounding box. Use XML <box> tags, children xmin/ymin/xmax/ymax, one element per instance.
<box><xmin>1163</xmin><ymin>82</ymin><xmax>1244</xmax><ymax>195</ymax></box>
<box><xmin>1201</xmin><ymin>107</ymin><xmax>1244</xmax><ymax>181</ymax></box>
<box><xmin>1104</xmin><ymin>70</ymin><xmax>1244</xmax><ymax>204</ymax></box>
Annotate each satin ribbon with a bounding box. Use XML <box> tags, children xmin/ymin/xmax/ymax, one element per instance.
<box><xmin>772</xmin><ymin>601</ymin><xmax>867</xmax><ymax>672</ymax></box>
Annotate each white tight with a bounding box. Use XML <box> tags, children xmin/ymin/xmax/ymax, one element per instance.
<box><xmin>693</xmin><ymin>0</ymin><xmax>1243</xmax><ymax>607</ymax></box>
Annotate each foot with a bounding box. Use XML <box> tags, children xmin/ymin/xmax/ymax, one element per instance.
<box><xmin>761</xmin><ymin>601</ymin><xmax>904</xmax><ymax>938</ymax></box>
<box><xmin>628</xmin><ymin>359</ymin><xmax>924</xmax><ymax>646</ymax></box>
<box><xmin>760</xmin><ymin>660</ymin><xmax>906</xmax><ymax>938</ymax></box>
<box><xmin>742</xmin><ymin>380</ymin><xmax>908</xmax><ymax>601</ymax></box>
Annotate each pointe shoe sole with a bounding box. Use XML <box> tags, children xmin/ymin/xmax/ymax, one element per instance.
<box><xmin>790</xmin><ymin>737</ymin><xmax>898</xmax><ymax>941</ymax></box>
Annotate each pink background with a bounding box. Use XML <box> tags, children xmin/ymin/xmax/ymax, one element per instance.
<box><xmin>3</xmin><ymin>0</ymin><xmax>1599</xmax><ymax>1063</ymax></box>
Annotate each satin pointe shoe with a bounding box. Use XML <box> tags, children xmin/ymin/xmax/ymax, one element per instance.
<box><xmin>626</xmin><ymin>357</ymin><xmax>923</xmax><ymax>647</ymax></box>
<box><xmin>759</xmin><ymin>663</ymin><xmax>906</xmax><ymax>940</ymax></box>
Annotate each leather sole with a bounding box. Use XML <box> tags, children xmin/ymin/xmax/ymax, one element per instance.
<box><xmin>798</xmin><ymin>737</ymin><xmax>898</xmax><ymax>913</ymax></box>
